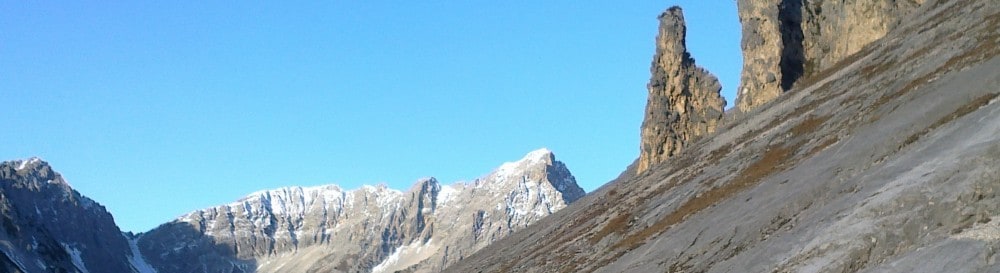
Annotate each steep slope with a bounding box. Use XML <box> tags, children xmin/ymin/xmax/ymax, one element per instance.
<box><xmin>443</xmin><ymin>0</ymin><xmax>1000</xmax><ymax>272</ymax></box>
<box><xmin>735</xmin><ymin>0</ymin><xmax>925</xmax><ymax>112</ymax></box>
<box><xmin>0</xmin><ymin>158</ymin><xmax>151</xmax><ymax>273</ymax></box>
<box><xmin>637</xmin><ymin>7</ymin><xmax>726</xmax><ymax>175</ymax></box>
<box><xmin>138</xmin><ymin>148</ymin><xmax>584</xmax><ymax>273</ymax></box>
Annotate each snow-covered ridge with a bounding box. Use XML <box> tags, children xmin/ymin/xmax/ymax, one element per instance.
<box><xmin>14</xmin><ymin>157</ymin><xmax>42</xmax><ymax>171</ymax></box>
<box><xmin>175</xmin><ymin>148</ymin><xmax>563</xmax><ymax>223</ymax></box>
<box><xmin>239</xmin><ymin>184</ymin><xmax>351</xmax><ymax>214</ymax></box>
<box><xmin>437</xmin><ymin>184</ymin><xmax>461</xmax><ymax>205</ymax></box>
<box><xmin>175</xmin><ymin>183</ymin><xmax>411</xmax><ymax>224</ymax></box>
<box><xmin>144</xmin><ymin>148</ymin><xmax>585</xmax><ymax>272</ymax></box>
<box><xmin>499</xmin><ymin>148</ymin><xmax>553</xmax><ymax>170</ymax></box>
<box><xmin>493</xmin><ymin>148</ymin><xmax>554</xmax><ymax>180</ymax></box>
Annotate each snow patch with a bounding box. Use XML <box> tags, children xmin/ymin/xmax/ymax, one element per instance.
<box><xmin>0</xmin><ymin>248</ymin><xmax>29</xmax><ymax>272</ymax></box>
<box><xmin>127</xmin><ymin>235</ymin><xmax>158</xmax><ymax>273</ymax></box>
<box><xmin>493</xmin><ymin>148</ymin><xmax>553</xmax><ymax>181</ymax></box>
<box><xmin>15</xmin><ymin>157</ymin><xmax>41</xmax><ymax>171</ymax></box>
<box><xmin>523</xmin><ymin>148</ymin><xmax>553</xmax><ymax>161</ymax></box>
<box><xmin>371</xmin><ymin>240</ymin><xmax>437</xmax><ymax>273</ymax></box>
<box><xmin>437</xmin><ymin>184</ymin><xmax>459</xmax><ymax>205</ymax></box>
<box><xmin>61</xmin><ymin>243</ymin><xmax>90</xmax><ymax>273</ymax></box>
<box><xmin>952</xmin><ymin>217</ymin><xmax>1000</xmax><ymax>242</ymax></box>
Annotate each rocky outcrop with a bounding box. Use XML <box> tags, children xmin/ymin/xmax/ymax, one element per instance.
<box><xmin>637</xmin><ymin>7</ymin><xmax>726</xmax><ymax>175</ymax></box>
<box><xmin>735</xmin><ymin>0</ymin><xmax>925</xmax><ymax>112</ymax></box>
<box><xmin>138</xmin><ymin>148</ymin><xmax>585</xmax><ymax>273</ymax></box>
<box><xmin>442</xmin><ymin>0</ymin><xmax>1000</xmax><ymax>272</ymax></box>
<box><xmin>0</xmin><ymin>158</ymin><xmax>151</xmax><ymax>273</ymax></box>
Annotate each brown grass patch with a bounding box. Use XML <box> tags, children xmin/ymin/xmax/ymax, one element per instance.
<box><xmin>794</xmin><ymin>41</ymin><xmax>875</xmax><ymax>87</ymax></box>
<box><xmin>899</xmin><ymin>93</ymin><xmax>998</xmax><ymax>150</ymax></box>
<box><xmin>611</xmin><ymin>142</ymin><xmax>800</xmax><ymax>251</ymax></box>
<box><xmin>796</xmin><ymin>43</ymin><xmax>877</xmax><ymax>89</ymax></box>
<box><xmin>603</xmin><ymin>113</ymin><xmax>832</xmax><ymax>252</ymax></box>
<box><xmin>941</xmin><ymin>32</ymin><xmax>999</xmax><ymax>72</ymax></box>
<box><xmin>706</xmin><ymin>143</ymin><xmax>734</xmax><ymax>165</ymax></box>
<box><xmin>918</xmin><ymin>0</ymin><xmax>967</xmax><ymax>35</ymax></box>
<box><xmin>497</xmin><ymin>261</ymin><xmax>514</xmax><ymax>272</ymax></box>
<box><xmin>633</xmin><ymin>108</ymin><xmax>834</xmax><ymax>257</ymax></box>
<box><xmin>807</xmin><ymin>136</ymin><xmax>841</xmax><ymax>157</ymax></box>
<box><xmin>789</xmin><ymin>115</ymin><xmax>832</xmax><ymax>137</ymax></box>
<box><xmin>589</xmin><ymin>212</ymin><xmax>632</xmax><ymax>244</ymax></box>
<box><xmin>872</xmin><ymin>14</ymin><xmax>999</xmax><ymax>114</ymax></box>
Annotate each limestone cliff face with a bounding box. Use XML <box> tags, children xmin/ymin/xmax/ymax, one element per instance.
<box><xmin>637</xmin><ymin>7</ymin><xmax>726</xmax><ymax>175</ymax></box>
<box><xmin>735</xmin><ymin>0</ymin><xmax>925</xmax><ymax>112</ymax></box>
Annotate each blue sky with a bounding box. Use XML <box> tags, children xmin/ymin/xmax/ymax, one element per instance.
<box><xmin>1</xmin><ymin>1</ymin><xmax>740</xmax><ymax>233</ymax></box>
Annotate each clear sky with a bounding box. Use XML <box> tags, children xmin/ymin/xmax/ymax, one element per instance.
<box><xmin>1</xmin><ymin>1</ymin><xmax>741</xmax><ymax>233</ymax></box>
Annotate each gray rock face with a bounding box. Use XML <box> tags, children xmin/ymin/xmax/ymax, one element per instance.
<box><xmin>138</xmin><ymin>148</ymin><xmax>584</xmax><ymax>273</ymax></box>
<box><xmin>735</xmin><ymin>0</ymin><xmax>925</xmax><ymax>112</ymax></box>
<box><xmin>637</xmin><ymin>6</ymin><xmax>726</xmax><ymax>175</ymax></box>
<box><xmin>0</xmin><ymin>158</ymin><xmax>152</xmax><ymax>273</ymax></box>
<box><xmin>443</xmin><ymin>0</ymin><xmax>1000</xmax><ymax>272</ymax></box>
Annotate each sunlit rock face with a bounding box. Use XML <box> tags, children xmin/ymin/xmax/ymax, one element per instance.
<box><xmin>735</xmin><ymin>0</ymin><xmax>925</xmax><ymax>112</ymax></box>
<box><xmin>637</xmin><ymin>6</ymin><xmax>726</xmax><ymax>175</ymax></box>
<box><xmin>138</xmin><ymin>148</ymin><xmax>585</xmax><ymax>273</ymax></box>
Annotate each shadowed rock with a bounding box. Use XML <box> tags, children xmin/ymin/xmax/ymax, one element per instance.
<box><xmin>0</xmin><ymin>158</ymin><xmax>146</xmax><ymax>273</ymax></box>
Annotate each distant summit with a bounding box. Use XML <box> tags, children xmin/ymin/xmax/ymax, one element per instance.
<box><xmin>0</xmin><ymin>149</ymin><xmax>583</xmax><ymax>273</ymax></box>
<box><xmin>137</xmin><ymin>148</ymin><xmax>584</xmax><ymax>273</ymax></box>
<box><xmin>0</xmin><ymin>158</ymin><xmax>148</xmax><ymax>273</ymax></box>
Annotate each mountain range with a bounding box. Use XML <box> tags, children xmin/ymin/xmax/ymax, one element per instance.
<box><xmin>0</xmin><ymin>149</ymin><xmax>584</xmax><ymax>273</ymax></box>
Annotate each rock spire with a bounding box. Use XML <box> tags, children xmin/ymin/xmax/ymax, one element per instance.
<box><xmin>637</xmin><ymin>6</ymin><xmax>726</xmax><ymax>175</ymax></box>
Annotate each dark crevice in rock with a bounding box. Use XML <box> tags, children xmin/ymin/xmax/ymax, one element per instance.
<box><xmin>778</xmin><ymin>0</ymin><xmax>805</xmax><ymax>91</ymax></box>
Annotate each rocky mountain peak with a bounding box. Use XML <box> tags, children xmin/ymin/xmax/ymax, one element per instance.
<box><xmin>0</xmin><ymin>159</ymin><xmax>142</xmax><ymax>273</ymax></box>
<box><xmin>1</xmin><ymin>158</ymin><xmax>92</xmax><ymax>212</ymax></box>
<box><xmin>506</xmin><ymin>148</ymin><xmax>554</xmax><ymax>166</ymax></box>
<box><xmin>490</xmin><ymin>148</ymin><xmax>584</xmax><ymax>204</ymax></box>
<box><xmin>409</xmin><ymin>177</ymin><xmax>441</xmax><ymax>193</ymax></box>
<box><xmin>637</xmin><ymin>6</ymin><xmax>727</xmax><ymax>175</ymax></box>
<box><xmin>491</xmin><ymin>149</ymin><xmax>552</xmax><ymax>183</ymax></box>
<box><xmin>5</xmin><ymin>157</ymin><xmax>59</xmax><ymax>185</ymax></box>
<box><xmin>11</xmin><ymin>157</ymin><xmax>43</xmax><ymax>171</ymax></box>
